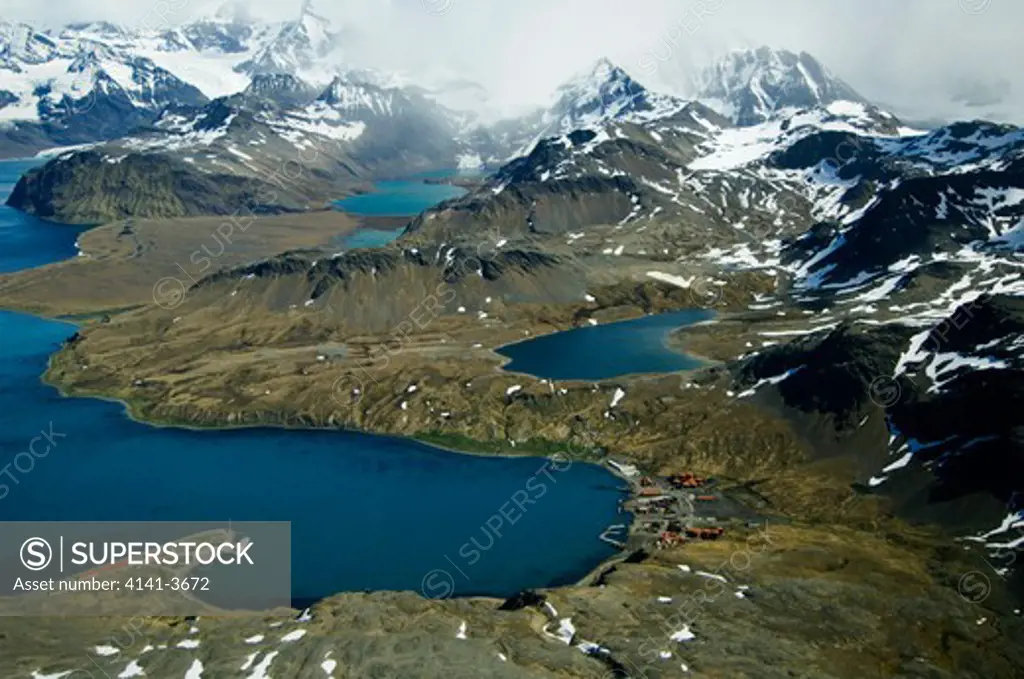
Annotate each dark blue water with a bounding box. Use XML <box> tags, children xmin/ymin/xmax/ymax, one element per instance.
<box><xmin>499</xmin><ymin>309</ymin><xmax>715</xmax><ymax>380</ymax></box>
<box><xmin>0</xmin><ymin>159</ymin><xmax>90</xmax><ymax>273</ymax></box>
<box><xmin>336</xmin><ymin>179</ymin><xmax>467</xmax><ymax>217</ymax></box>
<box><xmin>0</xmin><ymin>159</ymin><xmax>626</xmax><ymax>602</ymax></box>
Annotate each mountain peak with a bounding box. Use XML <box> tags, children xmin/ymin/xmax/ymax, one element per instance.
<box><xmin>0</xmin><ymin>21</ymin><xmax>58</xmax><ymax>65</ymax></box>
<box><xmin>237</xmin><ymin>72</ymin><xmax>318</xmax><ymax>108</ymax></box>
<box><xmin>552</xmin><ymin>58</ymin><xmax>644</xmax><ymax>113</ymax></box>
<box><xmin>543</xmin><ymin>58</ymin><xmax>685</xmax><ymax>134</ymax></box>
<box><xmin>562</xmin><ymin>58</ymin><xmax>633</xmax><ymax>92</ymax></box>
<box><xmin>697</xmin><ymin>46</ymin><xmax>865</xmax><ymax>125</ymax></box>
<box><xmin>316</xmin><ymin>75</ymin><xmax>403</xmax><ymax>117</ymax></box>
<box><xmin>504</xmin><ymin>57</ymin><xmax>688</xmax><ymax>157</ymax></box>
<box><xmin>59</xmin><ymin>21</ymin><xmax>127</xmax><ymax>36</ymax></box>
<box><xmin>296</xmin><ymin>0</ymin><xmax>332</xmax><ymax>38</ymax></box>
<box><xmin>586</xmin><ymin>57</ymin><xmax>625</xmax><ymax>80</ymax></box>
<box><xmin>234</xmin><ymin>3</ymin><xmax>338</xmax><ymax>78</ymax></box>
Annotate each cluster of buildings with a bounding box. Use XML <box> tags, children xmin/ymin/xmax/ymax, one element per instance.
<box><xmin>608</xmin><ymin>459</ymin><xmax>728</xmax><ymax>551</ymax></box>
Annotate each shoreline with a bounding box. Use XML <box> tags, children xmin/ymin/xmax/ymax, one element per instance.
<box><xmin>41</xmin><ymin>362</ymin><xmax>590</xmax><ymax>461</ymax></box>
<box><xmin>493</xmin><ymin>307</ymin><xmax>724</xmax><ymax>380</ymax></box>
<box><xmin>37</xmin><ymin>357</ymin><xmax>641</xmax><ymax>604</ymax></box>
<box><xmin>35</xmin><ymin>337</ymin><xmax>643</xmax><ymax>596</ymax></box>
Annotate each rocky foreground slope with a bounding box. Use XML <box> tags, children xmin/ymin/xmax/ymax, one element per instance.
<box><xmin>6</xmin><ymin>518</ymin><xmax>1022</xmax><ymax>679</ymax></box>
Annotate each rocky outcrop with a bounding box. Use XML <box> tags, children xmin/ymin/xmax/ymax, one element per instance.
<box><xmin>729</xmin><ymin>297</ymin><xmax>1024</xmax><ymax>542</ymax></box>
<box><xmin>733</xmin><ymin>321</ymin><xmax>915</xmax><ymax>428</ymax></box>
<box><xmin>885</xmin><ymin>296</ymin><xmax>1024</xmax><ymax>522</ymax></box>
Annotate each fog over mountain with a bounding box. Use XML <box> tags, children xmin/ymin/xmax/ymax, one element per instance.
<box><xmin>2</xmin><ymin>0</ymin><xmax>1021</xmax><ymax>124</ymax></box>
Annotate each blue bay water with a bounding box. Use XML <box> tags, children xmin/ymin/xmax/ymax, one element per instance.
<box><xmin>498</xmin><ymin>309</ymin><xmax>715</xmax><ymax>381</ymax></box>
<box><xmin>335</xmin><ymin>174</ymin><xmax>472</xmax><ymax>249</ymax></box>
<box><xmin>336</xmin><ymin>179</ymin><xmax>467</xmax><ymax>217</ymax></box>
<box><xmin>0</xmin><ymin>159</ymin><xmax>90</xmax><ymax>273</ymax></box>
<box><xmin>0</xmin><ymin>159</ymin><xmax>627</xmax><ymax>602</ymax></box>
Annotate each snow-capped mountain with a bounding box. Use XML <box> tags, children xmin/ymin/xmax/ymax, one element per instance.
<box><xmin>546</xmin><ymin>58</ymin><xmax>688</xmax><ymax>133</ymax></box>
<box><xmin>642</xmin><ymin>95</ymin><xmax>1024</xmax><ymax>308</ymax></box>
<box><xmin>9</xmin><ymin>4</ymin><xmax>891</xmax><ymax>163</ymax></box>
<box><xmin>0</xmin><ymin>20</ymin><xmax>60</xmax><ymax>65</ymax></box>
<box><xmin>177</xmin><ymin>19</ymin><xmax>259</xmax><ymax>53</ymax></box>
<box><xmin>0</xmin><ymin>5</ymin><xmax>326</xmax><ymax>157</ymax></box>
<box><xmin>43</xmin><ymin>18</ymin><xmax>266</xmax><ymax>100</ymax></box>
<box><xmin>4</xmin><ymin>68</ymin><xmax>470</xmax><ymax>220</ymax></box>
<box><xmin>0</xmin><ymin>20</ymin><xmax>208</xmax><ymax>156</ymax></box>
<box><xmin>316</xmin><ymin>74</ymin><xmax>414</xmax><ymax>118</ymax></box>
<box><xmin>233</xmin><ymin>73</ymin><xmax>319</xmax><ymax>109</ymax></box>
<box><xmin>510</xmin><ymin>58</ymin><xmax>689</xmax><ymax>156</ymax></box>
<box><xmin>709</xmin><ymin>116</ymin><xmax>1024</xmax><ymax>289</ymax></box>
<box><xmin>234</xmin><ymin>1</ymin><xmax>340</xmax><ymax>80</ymax></box>
<box><xmin>696</xmin><ymin>47</ymin><xmax>866</xmax><ymax>126</ymax></box>
<box><xmin>407</xmin><ymin>78</ymin><xmax>928</xmax><ymax>245</ymax></box>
